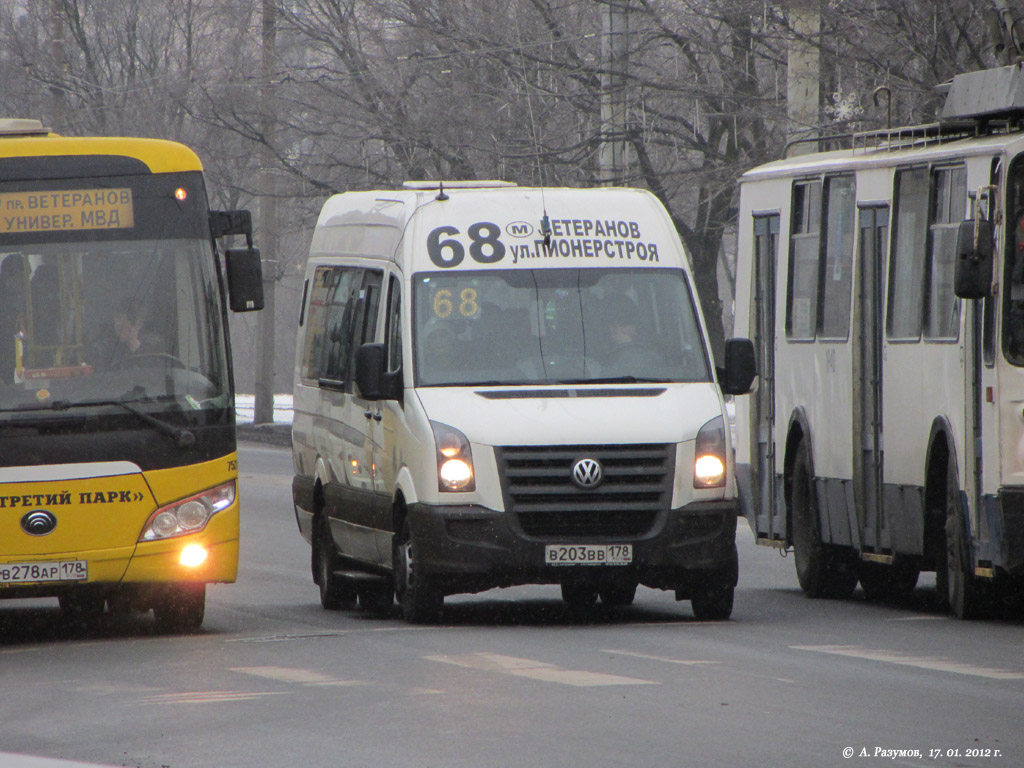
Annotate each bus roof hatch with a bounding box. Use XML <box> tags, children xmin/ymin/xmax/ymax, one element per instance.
<box><xmin>941</xmin><ymin>64</ymin><xmax>1024</xmax><ymax>123</ymax></box>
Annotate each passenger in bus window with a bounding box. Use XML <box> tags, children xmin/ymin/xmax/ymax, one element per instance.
<box><xmin>602</xmin><ymin>295</ymin><xmax>660</xmax><ymax>372</ymax></box>
<box><xmin>0</xmin><ymin>254</ymin><xmax>26</xmax><ymax>383</ymax></box>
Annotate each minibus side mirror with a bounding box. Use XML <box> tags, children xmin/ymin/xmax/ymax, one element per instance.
<box><xmin>954</xmin><ymin>218</ymin><xmax>994</xmax><ymax>299</ymax></box>
<box><xmin>225</xmin><ymin>247</ymin><xmax>265</xmax><ymax>312</ymax></box>
<box><xmin>718</xmin><ymin>337</ymin><xmax>757</xmax><ymax>396</ymax></box>
<box><xmin>355</xmin><ymin>343</ymin><xmax>403</xmax><ymax>402</ymax></box>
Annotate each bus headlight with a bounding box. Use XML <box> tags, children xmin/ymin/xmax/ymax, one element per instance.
<box><xmin>140</xmin><ymin>481</ymin><xmax>236</xmax><ymax>541</ymax></box>
<box><xmin>431</xmin><ymin>421</ymin><xmax>475</xmax><ymax>492</ymax></box>
<box><xmin>693</xmin><ymin>416</ymin><xmax>727</xmax><ymax>488</ymax></box>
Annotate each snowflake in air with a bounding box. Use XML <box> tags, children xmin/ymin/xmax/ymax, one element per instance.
<box><xmin>825</xmin><ymin>90</ymin><xmax>864</xmax><ymax>123</ymax></box>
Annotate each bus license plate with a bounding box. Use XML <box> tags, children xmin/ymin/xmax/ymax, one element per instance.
<box><xmin>0</xmin><ymin>560</ymin><xmax>88</xmax><ymax>584</ymax></box>
<box><xmin>545</xmin><ymin>544</ymin><xmax>632</xmax><ymax>566</ymax></box>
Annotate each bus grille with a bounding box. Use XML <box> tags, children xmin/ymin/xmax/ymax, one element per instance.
<box><xmin>496</xmin><ymin>444</ymin><xmax>674</xmax><ymax>539</ymax></box>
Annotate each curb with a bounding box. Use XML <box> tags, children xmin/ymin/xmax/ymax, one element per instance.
<box><xmin>236</xmin><ymin>423</ymin><xmax>292</xmax><ymax>447</ymax></box>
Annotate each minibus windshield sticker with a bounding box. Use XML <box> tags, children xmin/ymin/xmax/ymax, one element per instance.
<box><xmin>1</xmin><ymin>188</ymin><xmax>134</xmax><ymax>233</ymax></box>
<box><xmin>427</xmin><ymin>219</ymin><xmax>662</xmax><ymax>268</ymax></box>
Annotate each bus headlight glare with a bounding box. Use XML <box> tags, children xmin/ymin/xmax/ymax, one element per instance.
<box><xmin>431</xmin><ymin>421</ymin><xmax>476</xmax><ymax>492</ymax></box>
<box><xmin>140</xmin><ymin>480</ymin><xmax>236</xmax><ymax>541</ymax></box>
<box><xmin>693</xmin><ymin>416</ymin><xmax>727</xmax><ymax>488</ymax></box>
<box><xmin>179</xmin><ymin>544</ymin><xmax>208</xmax><ymax>568</ymax></box>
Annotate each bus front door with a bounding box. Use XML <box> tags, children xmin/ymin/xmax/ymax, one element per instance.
<box><xmin>753</xmin><ymin>215</ymin><xmax>783</xmax><ymax>543</ymax></box>
<box><xmin>855</xmin><ymin>206</ymin><xmax>889</xmax><ymax>554</ymax></box>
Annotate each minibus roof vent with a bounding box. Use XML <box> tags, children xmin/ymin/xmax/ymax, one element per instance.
<box><xmin>0</xmin><ymin>118</ymin><xmax>49</xmax><ymax>137</ymax></box>
<box><xmin>402</xmin><ymin>180</ymin><xmax>517</xmax><ymax>190</ymax></box>
<box><xmin>940</xmin><ymin>64</ymin><xmax>1024</xmax><ymax>123</ymax></box>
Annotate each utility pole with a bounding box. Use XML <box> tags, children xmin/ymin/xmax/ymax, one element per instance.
<box><xmin>50</xmin><ymin>0</ymin><xmax>66</xmax><ymax>128</ymax></box>
<box><xmin>598</xmin><ymin>0</ymin><xmax>630</xmax><ymax>185</ymax></box>
<box><xmin>254</xmin><ymin>0</ymin><xmax>279</xmax><ymax>425</ymax></box>
<box><xmin>786</xmin><ymin>0</ymin><xmax>821</xmax><ymax>155</ymax></box>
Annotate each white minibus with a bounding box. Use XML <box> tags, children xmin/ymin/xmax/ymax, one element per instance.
<box><xmin>291</xmin><ymin>181</ymin><xmax>755</xmax><ymax>623</ymax></box>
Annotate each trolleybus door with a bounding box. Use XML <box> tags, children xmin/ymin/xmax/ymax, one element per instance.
<box><xmin>753</xmin><ymin>215</ymin><xmax>783</xmax><ymax>542</ymax></box>
<box><xmin>856</xmin><ymin>206</ymin><xmax>889</xmax><ymax>553</ymax></box>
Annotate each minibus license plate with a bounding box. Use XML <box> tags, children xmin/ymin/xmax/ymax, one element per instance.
<box><xmin>545</xmin><ymin>544</ymin><xmax>632</xmax><ymax>566</ymax></box>
<box><xmin>0</xmin><ymin>560</ymin><xmax>88</xmax><ymax>584</ymax></box>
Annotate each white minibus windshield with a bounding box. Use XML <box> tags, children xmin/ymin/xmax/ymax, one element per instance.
<box><xmin>412</xmin><ymin>267</ymin><xmax>711</xmax><ymax>387</ymax></box>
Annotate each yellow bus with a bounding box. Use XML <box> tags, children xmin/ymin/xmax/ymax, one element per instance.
<box><xmin>0</xmin><ymin>119</ymin><xmax>263</xmax><ymax>632</ymax></box>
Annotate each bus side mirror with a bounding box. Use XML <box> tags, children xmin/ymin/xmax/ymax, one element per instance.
<box><xmin>225</xmin><ymin>247</ymin><xmax>265</xmax><ymax>312</ymax></box>
<box><xmin>954</xmin><ymin>218</ymin><xmax>994</xmax><ymax>299</ymax></box>
<box><xmin>718</xmin><ymin>337</ymin><xmax>757</xmax><ymax>396</ymax></box>
<box><xmin>355</xmin><ymin>342</ymin><xmax>402</xmax><ymax>402</ymax></box>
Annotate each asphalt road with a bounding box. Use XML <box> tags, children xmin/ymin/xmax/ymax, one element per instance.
<box><xmin>2</xmin><ymin>443</ymin><xmax>1023</xmax><ymax>768</ymax></box>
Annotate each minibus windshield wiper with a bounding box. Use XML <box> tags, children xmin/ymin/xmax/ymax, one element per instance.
<box><xmin>556</xmin><ymin>376</ymin><xmax>667</xmax><ymax>384</ymax></box>
<box><xmin>1</xmin><ymin>397</ymin><xmax>195</xmax><ymax>448</ymax></box>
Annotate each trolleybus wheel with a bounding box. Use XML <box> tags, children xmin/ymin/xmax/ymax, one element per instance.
<box><xmin>394</xmin><ymin>517</ymin><xmax>444</xmax><ymax>624</ymax></box>
<box><xmin>944</xmin><ymin>460</ymin><xmax>990</xmax><ymax>619</ymax></box>
<box><xmin>791</xmin><ymin>441</ymin><xmax>857</xmax><ymax>599</ymax></box>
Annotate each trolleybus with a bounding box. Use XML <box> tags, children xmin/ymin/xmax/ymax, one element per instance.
<box><xmin>734</xmin><ymin>64</ymin><xmax>1024</xmax><ymax>618</ymax></box>
<box><xmin>0</xmin><ymin>119</ymin><xmax>263</xmax><ymax>631</ymax></box>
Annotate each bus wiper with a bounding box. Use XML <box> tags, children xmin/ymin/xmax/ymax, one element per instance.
<box><xmin>7</xmin><ymin>397</ymin><xmax>195</xmax><ymax>448</ymax></box>
<box><xmin>556</xmin><ymin>376</ymin><xmax>666</xmax><ymax>384</ymax></box>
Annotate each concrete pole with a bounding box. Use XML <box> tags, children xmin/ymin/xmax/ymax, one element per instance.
<box><xmin>50</xmin><ymin>0</ymin><xmax>66</xmax><ymax>129</ymax></box>
<box><xmin>786</xmin><ymin>0</ymin><xmax>821</xmax><ymax>155</ymax></box>
<box><xmin>598</xmin><ymin>0</ymin><xmax>629</xmax><ymax>185</ymax></box>
<box><xmin>254</xmin><ymin>0</ymin><xmax>279</xmax><ymax>425</ymax></box>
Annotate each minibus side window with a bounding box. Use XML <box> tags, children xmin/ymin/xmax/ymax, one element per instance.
<box><xmin>344</xmin><ymin>270</ymin><xmax>383</xmax><ymax>393</ymax></box>
<box><xmin>301</xmin><ymin>266</ymin><xmax>363</xmax><ymax>383</ymax></box>
<box><xmin>385</xmin><ymin>274</ymin><xmax>402</xmax><ymax>374</ymax></box>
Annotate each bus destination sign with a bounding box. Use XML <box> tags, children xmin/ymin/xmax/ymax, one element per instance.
<box><xmin>0</xmin><ymin>188</ymin><xmax>134</xmax><ymax>234</ymax></box>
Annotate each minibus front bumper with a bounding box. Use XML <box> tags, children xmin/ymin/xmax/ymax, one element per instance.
<box><xmin>405</xmin><ymin>499</ymin><xmax>738</xmax><ymax>596</ymax></box>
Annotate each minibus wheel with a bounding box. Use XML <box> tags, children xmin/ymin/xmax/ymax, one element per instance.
<box><xmin>314</xmin><ymin>514</ymin><xmax>357</xmax><ymax>611</ymax></box>
<box><xmin>394</xmin><ymin>518</ymin><xmax>443</xmax><ymax>623</ymax></box>
<box><xmin>690</xmin><ymin>582</ymin><xmax>734</xmax><ymax>620</ymax></box>
<box><xmin>598</xmin><ymin>581</ymin><xmax>637</xmax><ymax>607</ymax></box>
<box><xmin>560</xmin><ymin>583</ymin><xmax>598</xmax><ymax>609</ymax></box>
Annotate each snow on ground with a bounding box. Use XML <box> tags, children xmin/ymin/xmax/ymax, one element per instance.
<box><xmin>234</xmin><ymin>394</ymin><xmax>293</xmax><ymax>424</ymax></box>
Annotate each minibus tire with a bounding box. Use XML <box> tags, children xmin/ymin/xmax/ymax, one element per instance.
<box><xmin>561</xmin><ymin>583</ymin><xmax>599</xmax><ymax>609</ymax></box>
<box><xmin>394</xmin><ymin>518</ymin><xmax>443</xmax><ymax>624</ymax></box>
<box><xmin>314</xmin><ymin>514</ymin><xmax>357</xmax><ymax>611</ymax></box>
<box><xmin>791</xmin><ymin>441</ymin><xmax>857</xmax><ymax>599</ymax></box>
<box><xmin>599</xmin><ymin>581</ymin><xmax>637</xmax><ymax>607</ymax></box>
<box><xmin>691</xmin><ymin>583</ymin><xmax>734</xmax><ymax>620</ymax></box>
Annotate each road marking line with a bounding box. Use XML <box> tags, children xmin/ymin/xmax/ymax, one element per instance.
<box><xmin>425</xmin><ymin>653</ymin><xmax>658</xmax><ymax>687</ymax></box>
<box><xmin>603</xmin><ymin>649</ymin><xmax>720</xmax><ymax>666</ymax></box>
<box><xmin>137</xmin><ymin>690</ymin><xmax>291</xmax><ymax>705</ymax></box>
<box><xmin>792</xmin><ymin>645</ymin><xmax>1024</xmax><ymax>680</ymax></box>
<box><xmin>229</xmin><ymin>666</ymin><xmax>367</xmax><ymax>686</ymax></box>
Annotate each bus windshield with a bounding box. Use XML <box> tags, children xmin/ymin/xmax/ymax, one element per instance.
<box><xmin>0</xmin><ymin>237</ymin><xmax>229</xmax><ymax>415</ymax></box>
<box><xmin>412</xmin><ymin>267</ymin><xmax>711</xmax><ymax>387</ymax></box>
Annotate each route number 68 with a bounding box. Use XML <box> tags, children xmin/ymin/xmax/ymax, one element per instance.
<box><xmin>427</xmin><ymin>223</ymin><xmax>506</xmax><ymax>268</ymax></box>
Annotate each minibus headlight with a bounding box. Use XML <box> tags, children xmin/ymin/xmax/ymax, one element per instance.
<box><xmin>693</xmin><ymin>416</ymin><xmax>727</xmax><ymax>488</ymax></box>
<box><xmin>140</xmin><ymin>480</ymin><xmax>236</xmax><ymax>541</ymax></box>
<box><xmin>431</xmin><ymin>421</ymin><xmax>475</xmax><ymax>492</ymax></box>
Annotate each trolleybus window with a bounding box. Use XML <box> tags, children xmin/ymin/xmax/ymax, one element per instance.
<box><xmin>887</xmin><ymin>167</ymin><xmax>929</xmax><ymax>340</ymax></box>
<box><xmin>786</xmin><ymin>180</ymin><xmax>821</xmax><ymax>340</ymax></box>
<box><xmin>820</xmin><ymin>176</ymin><xmax>856</xmax><ymax>339</ymax></box>
<box><xmin>925</xmin><ymin>166</ymin><xmax>965</xmax><ymax>340</ymax></box>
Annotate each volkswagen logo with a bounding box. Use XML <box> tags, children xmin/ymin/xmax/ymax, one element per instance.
<box><xmin>21</xmin><ymin>509</ymin><xmax>58</xmax><ymax>536</ymax></box>
<box><xmin>571</xmin><ymin>458</ymin><xmax>603</xmax><ymax>489</ymax></box>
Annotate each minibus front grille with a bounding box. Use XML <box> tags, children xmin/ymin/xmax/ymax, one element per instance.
<box><xmin>497</xmin><ymin>444</ymin><xmax>674</xmax><ymax>539</ymax></box>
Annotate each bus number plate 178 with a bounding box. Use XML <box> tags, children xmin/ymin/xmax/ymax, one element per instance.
<box><xmin>545</xmin><ymin>544</ymin><xmax>632</xmax><ymax>566</ymax></box>
<box><xmin>0</xmin><ymin>560</ymin><xmax>88</xmax><ymax>584</ymax></box>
